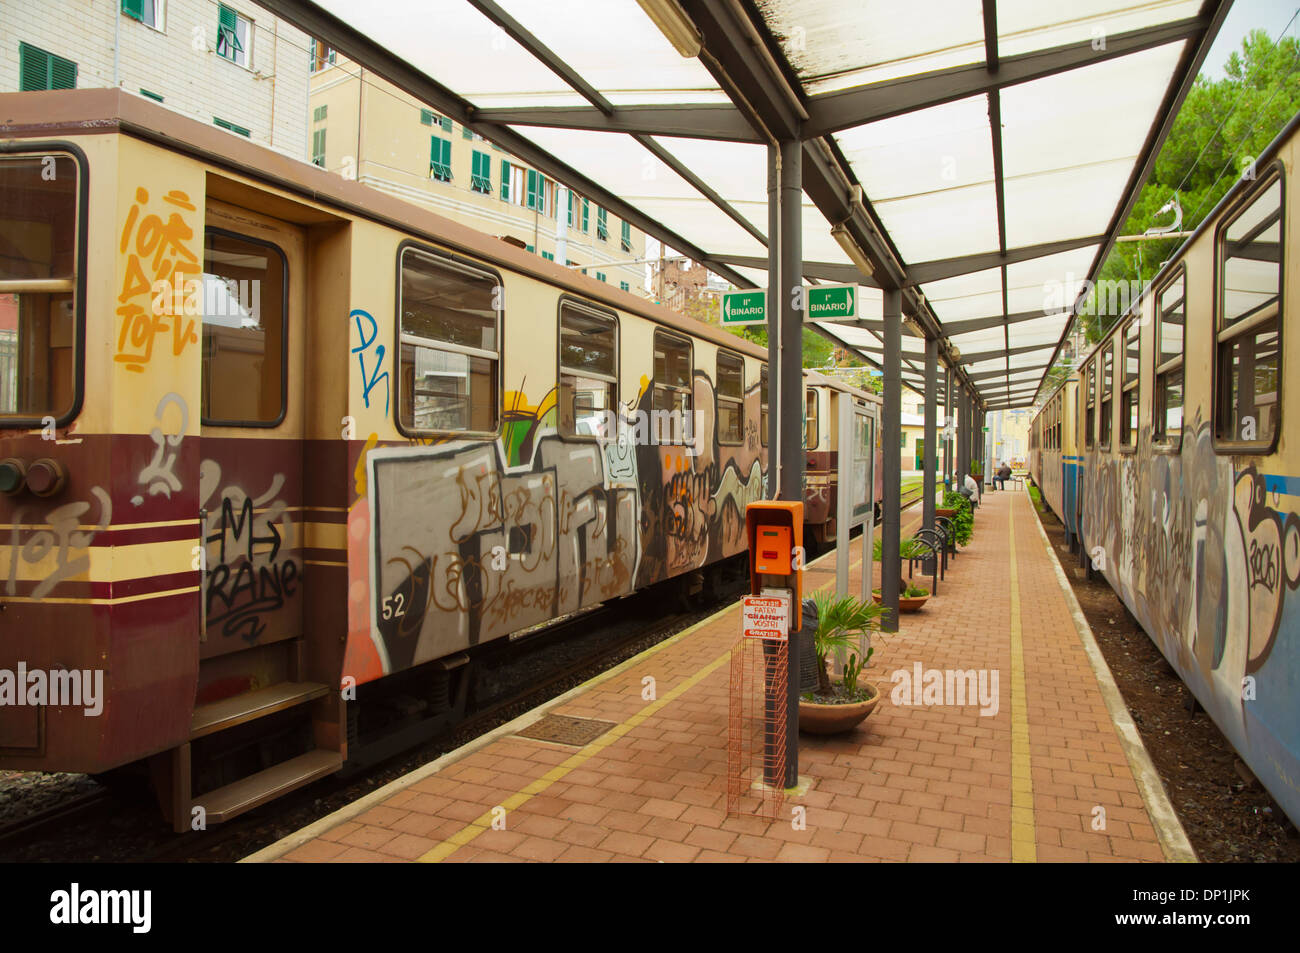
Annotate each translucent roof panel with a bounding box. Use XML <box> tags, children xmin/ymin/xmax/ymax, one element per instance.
<box><xmin>759</xmin><ymin>0</ymin><xmax>985</xmax><ymax>94</ymax></box>
<box><xmin>836</xmin><ymin>97</ymin><xmax>995</xmax><ymax>201</ymax></box>
<box><xmin>872</xmin><ymin>186</ymin><xmax>1002</xmax><ymax>262</ymax></box>
<box><xmin>996</xmin><ymin>0</ymin><xmax>1202</xmax><ymax>58</ymax></box>
<box><xmin>495</xmin><ymin>0</ymin><xmax>726</xmax><ymax>105</ymax></box>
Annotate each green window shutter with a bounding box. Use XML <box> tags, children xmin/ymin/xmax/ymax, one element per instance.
<box><xmin>462</xmin><ymin>125</ymin><xmax>473</xmax><ymax>140</ymax></box>
<box><xmin>596</xmin><ymin>207</ymin><xmax>608</xmax><ymax>241</ymax></box>
<box><xmin>309</xmin><ymin>37</ymin><xmax>315</xmax><ymax>69</ymax></box>
<box><xmin>420</xmin><ymin>109</ymin><xmax>433</xmax><ymax>126</ymax></box>
<box><xmin>313</xmin><ymin>104</ymin><xmax>327</xmax><ymax>122</ymax></box>
<box><xmin>217</xmin><ymin>5</ymin><xmax>243</xmax><ymax>58</ymax></box>
<box><xmin>542</xmin><ymin>251</ymin><xmax>554</xmax><ymax>261</ymax></box>
<box><xmin>582</xmin><ymin>199</ymin><xmax>589</xmax><ymax>232</ymax></box>
<box><xmin>19</xmin><ymin>44</ymin><xmax>76</xmax><ymax>91</ymax></box>
<box><xmin>312</xmin><ymin>128</ymin><xmax>326</xmax><ymax>167</ymax></box>
<box><xmin>526</xmin><ymin>169</ymin><xmax>539</xmax><ymax>210</ymax></box>
<box><xmin>567</xmin><ymin>191</ymin><xmax>574</xmax><ymax>227</ymax></box>
<box><xmin>49</xmin><ymin>55</ymin><xmax>76</xmax><ymax>90</ymax></box>
<box><xmin>620</xmin><ymin>281</ymin><xmax>629</xmax><ymax>292</ymax></box>
<box><xmin>122</xmin><ymin>0</ymin><xmax>144</xmax><ymax>21</ymax></box>
<box><xmin>19</xmin><ymin>43</ymin><xmax>48</xmax><ymax>92</ymax></box>
<box><xmin>621</xmin><ymin>220</ymin><xmax>631</xmax><ymax>251</ymax></box>
<box><xmin>471</xmin><ymin>151</ymin><xmax>491</xmax><ymax>194</ymax></box>
<box><xmin>430</xmin><ymin>138</ymin><xmax>451</xmax><ymax>180</ymax></box>
<box><xmin>440</xmin><ymin>116</ymin><xmax>452</xmax><ymax>133</ymax></box>
<box><xmin>140</xmin><ymin>89</ymin><xmax>164</xmax><ymax>102</ymax></box>
<box><xmin>597</xmin><ymin>272</ymin><xmax>606</xmax><ymax>283</ymax></box>
<box><xmin>526</xmin><ymin>244</ymin><xmax>535</xmax><ymax>254</ymax></box>
<box><xmin>501</xmin><ymin>160</ymin><xmax>511</xmax><ymax>201</ymax></box>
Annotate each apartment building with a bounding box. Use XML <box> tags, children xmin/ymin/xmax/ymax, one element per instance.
<box><xmin>2</xmin><ymin>0</ymin><xmax>310</xmax><ymax>156</ymax></box>
<box><xmin>308</xmin><ymin>53</ymin><xmax>647</xmax><ymax>293</ymax></box>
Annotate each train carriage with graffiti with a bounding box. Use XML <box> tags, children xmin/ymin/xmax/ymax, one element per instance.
<box><xmin>0</xmin><ymin>90</ymin><xmax>872</xmax><ymax>829</ymax></box>
<box><xmin>1031</xmin><ymin>111</ymin><xmax>1300</xmax><ymax>826</ymax></box>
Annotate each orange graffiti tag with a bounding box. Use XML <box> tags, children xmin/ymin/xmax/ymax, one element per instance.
<box><xmin>115</xmin><ymin>187</ymin><xmax>200</xmax><ymax>372</ymax></box>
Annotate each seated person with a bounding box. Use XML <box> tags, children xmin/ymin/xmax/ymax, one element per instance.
<box><xmin>994</xmin><ymin>463</ymin><xmax>1012</xmax><ymax>490</ymax></box>
<box><xmin>962</xmin><ymin>472</ymin><xmax>981</xmax><ymax>506</ymax></box>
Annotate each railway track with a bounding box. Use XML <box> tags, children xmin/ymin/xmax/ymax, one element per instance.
<box><xmin>1</xmin><ymin>501</ymin><xmax>934</xmax><ymax>861</ymax></box>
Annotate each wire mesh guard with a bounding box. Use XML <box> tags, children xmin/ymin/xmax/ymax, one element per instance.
<box><xmin>726</xmin><ymin>634</ymin><xmax>788</xmax><ymax>821</ymax></box>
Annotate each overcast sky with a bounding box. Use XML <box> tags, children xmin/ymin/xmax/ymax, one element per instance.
<box><xmin>1202</xmin><ymin>0</ymin><xmax>1299</xmax><ymax>77</ymax></box>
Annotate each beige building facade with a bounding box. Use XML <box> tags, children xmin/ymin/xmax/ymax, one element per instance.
<box><xmin>309</xmin><ymin>54</ymin><xmax>647</xmax><ymax>293</ymax></box>
<box><xmin>3</xmin><ymin>0</ymin><xmax>309</xmax><ymax>156</ymax></box>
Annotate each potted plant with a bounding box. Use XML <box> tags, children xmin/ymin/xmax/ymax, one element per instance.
<box><xmin>874</xmin><ymin>584</ymin><xmax>930</xmax><ymax>612</ymax></box>
<box><xmin>798</xmin><ymin>591</ymin><xmax>885</xmax><ymax>735</ymax></box>
<box><xmin>941</xmin><ymin>490</ymin><xmax>974</xmax><ymax>545</ymax></box>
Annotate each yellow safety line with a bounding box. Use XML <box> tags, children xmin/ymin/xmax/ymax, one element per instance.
<box><xmin>419</xmin><ymin>547</ymin><xmax>886</xmax><ymax>863</ymax></box>
<box><xmin>418</xmin><ymin>650</ymin><xmax>734</xmax><ymax>862</ymax></box>
<box><xmin>1007</xmin><ymin>496</ymin><xmax>1038</xmax><ymax>862</ymax></box>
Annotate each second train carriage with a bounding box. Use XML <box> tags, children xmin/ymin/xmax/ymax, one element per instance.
<box><xmin>1031</xmin><ymin>111</ymin><xmax>1300</xmax><ymax>826</ymax></box>
<box><xmin>0</xmin><ymin>90</ymin><xmax>879</xmax><ymax>826</ymax></box>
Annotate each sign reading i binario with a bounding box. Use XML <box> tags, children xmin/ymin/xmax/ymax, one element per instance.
<box><xmin>742</xmin><ymin>594</ymin><xmax>790</xmax><ymax>641</ymax></box>
<box><xmin>805</xmin><ymin>284</ymin><xmax>859</xmax><ymax>322</ymax></box>
<box><xmin>720</xmin><ymin>288</ymin><xmax>768</xmax><ymax>326</ymax></box>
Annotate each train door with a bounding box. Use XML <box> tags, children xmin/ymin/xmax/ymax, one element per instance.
<box><xmin>196</xmin><ymin>200</ymin><xmax>306</xmax><ymax>698</ymax></box>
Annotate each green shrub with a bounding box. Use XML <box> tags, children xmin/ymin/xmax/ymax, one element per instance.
<box><xmin>941</xmin><ymin>490</ymin><xmax>974</xmax><ymax>546</ymax></box>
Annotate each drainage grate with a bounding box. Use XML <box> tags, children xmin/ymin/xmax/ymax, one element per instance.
<box><xmin>515</xmin><ymin>714</ymin><xmax>617</xmax><ymax>747</ymax></box>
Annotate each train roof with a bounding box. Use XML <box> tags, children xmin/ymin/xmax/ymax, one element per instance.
<box><xmin>803</xmin><ymin>368</ymin><xmax>882</xmax><ymax>404</ymax></box>
<box><xmin>0</xmin><ymin>89</ymin><xmax>773</xmax><ymax>362</ymax></box>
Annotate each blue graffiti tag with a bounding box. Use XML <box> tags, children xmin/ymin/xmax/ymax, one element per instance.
<box><xmin>351</xmin><ymin>308</ymin><xmax>390</xmax><ymax>416</ymax></box>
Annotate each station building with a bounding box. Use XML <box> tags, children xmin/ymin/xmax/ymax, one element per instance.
<box><xmin>307</xmin><ymin>52</ymin><xmax>648</xmax><ymax>294</ymax></box>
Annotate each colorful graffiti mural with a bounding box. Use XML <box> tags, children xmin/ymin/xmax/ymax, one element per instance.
<box><xmin>1081</xmin><ymin>417</ymin><xmax>1300</xmax><ymax>823</ymax></box>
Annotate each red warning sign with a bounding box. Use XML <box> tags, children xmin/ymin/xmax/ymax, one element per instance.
<box><xmin>742</xmin><ymin>595</ymin><xmax>790</xmax><ymax>641</ymax></box>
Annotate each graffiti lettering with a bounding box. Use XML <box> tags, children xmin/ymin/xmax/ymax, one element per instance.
<box><xmin>5</xmin><ymin>487</ymin><xmax>112</xmax><ymax>600</ymax></box>
<box><xmin>351</xmin><ymin>308</ymin><xmax>390</xmax><ymax>417</ymax></box>
<box><xmin>115</xmin><ymin>188</ymin><xmax>200</xmax><ymax>371</ymax></box>
<box><xmin>133</xmin><ymin>392</ymin><xmax>188</xmax><ymax>505</ymax></box>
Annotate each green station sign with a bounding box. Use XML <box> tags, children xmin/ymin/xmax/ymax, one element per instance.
<box><xmin>720</xmin><ymin>289</ymin><xmax>768</xmax><ymax>326</ymax></box>
<box><xmin>805</xmin><ymin>284</ymin><xmax>859</xmax><ymax>322</ymax></box>
<box><xmin>720</xmin><ymin>283</ymin><xmax>863</xmax><ymax>325</ymax></box>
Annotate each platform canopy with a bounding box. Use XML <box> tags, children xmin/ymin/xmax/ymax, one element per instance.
<box><xmin>256</xmin><ymin>0</ymin><xmax>1231</xmax><ymax>408</ymax></box>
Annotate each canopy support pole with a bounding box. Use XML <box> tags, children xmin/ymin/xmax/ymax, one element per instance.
<box><xmin>923</xmin><ymin>337</ymin><xmax>937</xmax><ymax>533</ymax></box>
<box><xmin>881</xmin><ymin>289</ymin><xmax>902</xmax><ymax>634</ymax></box>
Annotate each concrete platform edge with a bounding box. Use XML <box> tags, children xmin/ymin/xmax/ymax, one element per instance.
<box><xmin>1024</xmin><ymin>488</ymin><xmax>1198</xmax><ymax>864</ymax></box>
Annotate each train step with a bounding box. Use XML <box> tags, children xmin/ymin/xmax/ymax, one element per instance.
<box><xmin>194</xmin><ymin>749</ymin><xmax>344</xmax><ymax>825</ymax></box>
<box><xmin>191</xmin><ymin>681</ymin><xmax>331</xmax><ymax>740</ymax></box>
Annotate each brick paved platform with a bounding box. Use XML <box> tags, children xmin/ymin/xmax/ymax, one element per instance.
<box><xmin>246</xmin><ymin>489</ymin><xmax>1193</xmax><ymax>863</ymax></box>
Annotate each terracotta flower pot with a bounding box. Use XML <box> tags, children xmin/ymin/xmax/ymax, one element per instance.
<box><xmin>872</xmin><ymin>591</ymin><xmax>930</xmax><ymax>612</ymax></box>
<box><xmin>799</xmin><ymin>682</ymin><xmax>882</xmax><ymax>735</ymax></box>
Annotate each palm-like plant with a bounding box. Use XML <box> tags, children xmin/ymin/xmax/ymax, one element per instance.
<box><xmin>811</xmin><ymin>590</ymin><xmax>885</xmax><ymax>697</ymax></box>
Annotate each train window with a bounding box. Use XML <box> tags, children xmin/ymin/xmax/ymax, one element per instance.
<box><xmin>716</xmin><ymin>350</ymin><xmax>744</xmax><ymax>445</ymax></box>
<box><xmin>398</xmin><ymin>246</ymin><xmax>499</xmax><ymax>435</ymax></box>
<box><xmin>1215</xmin><ymin>170</ymin><xmax>1283</xmax><ymax>450</ymax></box>
<box><xmin>0</xmin><ymin>153</ymin><xmax>81</xmax><ymax>424</ymax></box>
<box><xmin>760</xmin><ymin>366</ymin><xmax>769</xmax><ymax>447</ymax></box>
<box><xmin>1119</xmin><ymin>319</ymin><xmax>1140</xmax><ymax>451</ymax></box>
<box><xmin>1085</xmin><ymin>359</ymin><xmax>1096</xmax><ymax>449</ymax></box>
<box><xmin>558</xmin><ymin>299</ymin><xmax>617</xmax><ymax>439</ymax></box>
<box><xmin>805</xmin><ymin>388</ymin><xmax>819</xmax><ymax>450</ymax></box>
<box><xmin>651</xmin><ymin>329</ymin><xmax>692</xmax><ymax>444</ymax></box>
<box><xmin>1153</xmin><ymin>269</ymin><xmax>1185</xmax><ymax>447</ymax></box>
<box><xmin>1099</xmin><ymin>346</ymin><xmax>1113</xmax><ymax>450</ymax></box>
<box><xmin>201</xmin><ymin>230</ymin><xmax>287</xmax><ymax>425</ymax></box>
